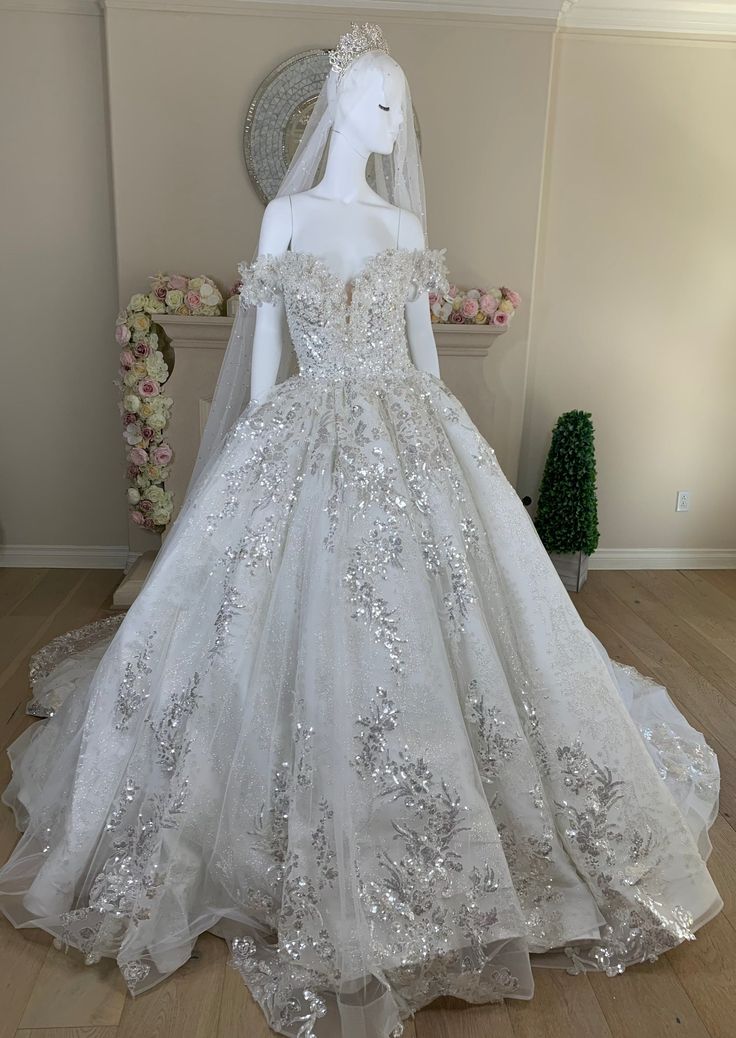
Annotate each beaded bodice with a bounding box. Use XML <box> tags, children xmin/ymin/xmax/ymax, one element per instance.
<box><xmin>238</xmin><ymin>246</ymin><xmax>448</xmax><ymax>382</ymax></box>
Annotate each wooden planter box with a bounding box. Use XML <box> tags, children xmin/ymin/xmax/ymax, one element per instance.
<box><xmin>548</xmin><ymin>551</ymin><xmax>590</xmax><ymax>593</ymax></box>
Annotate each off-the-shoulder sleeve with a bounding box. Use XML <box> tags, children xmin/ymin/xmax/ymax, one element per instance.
<box><xmin>408</xmin><ymin>247</ymin><xmax>450</xmax><ymax>302</ymax></box>
<box><xmin>237</xmin><ymin>254</ymin><xmax>283</xmax><ymax>307</ymax></box>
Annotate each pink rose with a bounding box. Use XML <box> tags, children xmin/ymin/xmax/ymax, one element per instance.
<box><xmin>501</xmin><ymin>287</ymin><xmax>521</xmax><ymax>308</ymax></box>
<box><xmin>154</xmin><ymin>285</ymin><xmax>167</xmax><ymax>300</ymax></box>
<box><xmin>492</xmin><ymin>310</ymin><xmax>509</xmax><ymax>327</ymax></box>
<box><xmin>461</xmin><ymin>297</ymin><xmax>479</xmax><ymax>320</ymax></box>
<box><xmin>153</xmin><ymin>443</ymin><xmax>173</xmax><ymax>466</ymax></box>
<box><xmin>479</xmin><ymin>293</ymin><xmax>498</xmax><ymax>316</ymax></box>
<box><xmin>138</xmin><ymin>379</ymin><xmax>159</xmax><ymax>397</ymax></box>
<box><xmin>133</xmin><ymin>341</ymin><xmax>150</xmax><ymax>358</ymax></box>
<box><xmin>141</xmin><ymin>426</ymin><xmax>155</xmax><ymax>440</ymax></box>
<box><xmin>447</xmin><ymin>284</ymin><xmax>459</xmax><ymax>299</ymax></box>
<box><xmin>120</xmin><ymin>349</ymin><xmax>134</xmax><ymax>370</ymax></box>
<box><xmin>129</xmin><ymin>446</ymin><xmax>148</xmax><ymax>466</ymax></box>
<box><xmin>428</xmin><ymin>291</ymin><xmax>439</xmax><ymax>306</ymax></box>
<box><xmin>123</xmin><ymin>412</ymin><xmax>138</xmax><ymax>426</ymax></box>
<box><xmin>126</xmin><ymin>463</ymin><xmax>140</xmax><ymax>480</ymax></box>
<box><xmin>186</xmin><ymin>290</ymin><xmax>201</xmax><ymax>309</ymax></box>
<box><xmin>143</xmin><ymin>516</ymin><xmax>156</xmax><ymax>529</ymax></box>
<box><xmin>116</xmin><ymin>323</ymin><xmax>131</xmax><ymax>346</ymax></box>
<box><xmin>138</xmin><ymin>498</ymin><xmax>153</xmax><ymax>514</ymax></box>
<box><xmin>168</xmin><ymin>275</ymin><xmax>188</xmax><ymax>292</ymax></box>
<box><xmin>449</xmin><ymin>309</ymin><xmax>465</xmax><ymax>324</ymax></box>
<box><xmin>130</xmin><ymin>510</ymin><xmax>145</xmax><ymax>525</ymax></box>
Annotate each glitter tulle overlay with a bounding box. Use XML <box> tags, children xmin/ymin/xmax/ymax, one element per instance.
<box><xmin>0</xmin><ymin>248</ymin><xmax>723</xmax><ymax>1038</ymax></box>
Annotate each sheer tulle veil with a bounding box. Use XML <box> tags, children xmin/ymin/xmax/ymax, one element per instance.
<box><xmin>186</xmin><ymin>24</ymin><xmax>428</xmax><ymax>494</ymax></box>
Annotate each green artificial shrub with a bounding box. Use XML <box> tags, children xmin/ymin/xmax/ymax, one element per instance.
<box><xmin>534</xmin><ymin>409</ymin><xmax>600</xmax><ymax>556</ymax></box>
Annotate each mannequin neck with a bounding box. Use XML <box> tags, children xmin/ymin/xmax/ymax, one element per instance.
<box><xmin>313</xmin><ymin>128</ymin><xmax>373</xmax><ymax>203</ymax></box>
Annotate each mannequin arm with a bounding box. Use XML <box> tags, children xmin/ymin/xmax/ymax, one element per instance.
<box><xmin>406</xmin><ymin>294</ymin><xmax>441</xmax><ymax>377</ymax></box>
<box><xmin>250</xmin><ymin>197</ymin><xmax>292</xmax><ymax>402</ymax></box>
<box><xmin>401</xmin><ymin>211</ymin><xmax>441</xmax><ymax>378</ymax></box>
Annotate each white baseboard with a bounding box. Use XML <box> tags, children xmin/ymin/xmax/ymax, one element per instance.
<box><xmin>590</xmin><ymin>548</ymin><xmax>736</xmax><ymax>570</ymax></box>
<box><xmin>0</xmin><ymin>544</ymin><xmax>130</xmax><ymax>569</ymax></box>
<box><xmin>1</xmin><ymin>544</ymin><xmax>734</xmax><ymax>571</ymax></box>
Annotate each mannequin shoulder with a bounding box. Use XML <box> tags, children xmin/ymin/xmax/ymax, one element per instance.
<box><xmin>397</xmin><ymin>207</ymin><xmax>425</xmax><ymax>251</ymax></box>
<box><xmin>257</xmin><ymin>195</ymin><xmax>293</xmax><ymax>255</ymax></box>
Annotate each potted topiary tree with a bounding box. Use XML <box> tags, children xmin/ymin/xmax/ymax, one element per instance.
<box><xmin>534</xmin><ymin>409</ymin><xmax>600</xmax><ymax>592</ymax></box>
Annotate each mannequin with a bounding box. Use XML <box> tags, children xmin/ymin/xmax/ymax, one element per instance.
<box><xmin>249</xmin><ymin>51</ymin><xmax>440</xmax><ymax>403</ymax></box>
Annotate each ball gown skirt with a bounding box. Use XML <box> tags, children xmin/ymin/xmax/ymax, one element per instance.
<box><xmin>0</xmin><ymin>247</ymin><xmax>723</xmax><ymax>1038</ymax></box>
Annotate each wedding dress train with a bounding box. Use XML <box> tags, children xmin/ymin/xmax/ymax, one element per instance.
<box><xmin>0</xmin><ymin>246</ymin><xmax>722</xmax><ymax>1038</ymax></box>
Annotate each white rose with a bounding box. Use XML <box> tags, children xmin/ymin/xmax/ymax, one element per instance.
<box><xmin>123</xmin><ymin>394</ymin><xmax>140</xmax><ymax>413</ymax></box>
<box><xmin>130</xmin><ymin>293</ymin><xmax>146</xmax><ymax>312</ymax></box>
<box><xmin>124</xmin><ymin>425</ymin><xmax>142</xmax><ymax>445</ymax></box>
<box><xmin>145</xmin><ymin>485</ymin><xmax>165</xmax><ymax>504</ymax></box>
<box><xmin>127</xmin><ymin>487</ymin><xmax>141</xmax><ymax>504</ymax></box>
<box><xmin>147</xmin><ymin>412</ymin><xmax>167</xmax><ymax>430</ymax></box>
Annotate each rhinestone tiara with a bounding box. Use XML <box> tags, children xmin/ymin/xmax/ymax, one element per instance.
<box><xmin>328</xmin><ymin>22</ymin><xmax>390</xmax><ymax>80</ymax></box>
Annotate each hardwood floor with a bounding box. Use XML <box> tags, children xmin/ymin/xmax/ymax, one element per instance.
<box><xmin>0</xmin><ymin>567</ymin><xmax>734</xmax><ymax>1038</ymax></box>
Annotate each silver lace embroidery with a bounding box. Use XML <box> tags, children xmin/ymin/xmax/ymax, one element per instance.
<box><xmin>115</xmin><ymin>634</ymin><xmax>155</xmax><ymax>730</ymax></box>
<box><xmin>19</xmin><ymin>245</ymin><xmax>719</xmax><ymax>1028</ymax></box>
<box><xmin>27</xmin><ymin>614</ymin><xmax>125</xmax><ymax>717</ymax></box>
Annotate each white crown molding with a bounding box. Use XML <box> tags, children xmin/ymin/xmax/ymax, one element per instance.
<box><xmin>589</xmin><ymin>547</ymin><xmax>736</xmax><ymax>570</ymax></box>
<box><xmin>5</xmin><ymin>0</ymin><xmax>733</xmax><ymax>35</ymax></box>
<box><xmin>0</xmin><ymin>0</ymin><xmax>102</xmax><ymax>13</ymax></box>
<box><xmin>98</xmin><ymin>0</ymin><xmax>568</xmax><ymax>24</ymax></box>
<box><xmin>560</xmin><ymin>1</ymin><xmax>736</xmax><ymax>37</ymax></box>
<box><xmin>0</xmin><ymin>543</ymin><xmax>129</xmax><ymax>568</ymax></box>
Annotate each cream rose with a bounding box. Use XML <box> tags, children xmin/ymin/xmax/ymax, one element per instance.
<box><xmin>145</xmin><ymin>484</ymin><xmax>165</xmax><ymax>504</ymax></box>
<box><xmin>147</xmin><ymin>412</ymin><xmax>167</xmax><ymax>431</ymax></box>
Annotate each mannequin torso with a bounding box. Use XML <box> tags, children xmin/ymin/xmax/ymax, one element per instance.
<box><xmin>248</xmin><ymin>56</ymin><xmax>440</xmax><ymax>400</ymax></box>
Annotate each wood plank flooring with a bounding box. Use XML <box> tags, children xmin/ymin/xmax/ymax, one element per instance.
<box><xmin>0</xmin><ymin>567</ymin><xmax>733</xmax><ymax>1038</ymax></box>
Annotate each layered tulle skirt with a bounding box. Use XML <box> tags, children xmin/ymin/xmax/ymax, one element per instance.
<box><xmin>0</xmin><ymin>368</ymin><xmax>723</xmax><ymax>1038</ymax></box>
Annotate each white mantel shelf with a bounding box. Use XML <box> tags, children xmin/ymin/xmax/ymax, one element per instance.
<box><xmin>153</xmin><ymin>313</ymin><xmax>506</xmax><ymax>358</ymax></box>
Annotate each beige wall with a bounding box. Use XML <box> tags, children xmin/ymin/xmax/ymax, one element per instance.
<box><xmin>520</xmin><ymin>30</ymin><xmax>736</xmax><ymax>551</ymax></box>
<box><xmin>1</xmin><ymin>3</ymin><xmax>734</xmax><ymax>562</ymax></box>
<box><xmin>0</xmin><ymin>5</ymin><xmax>125</xmax><ymax>555</ymax></box>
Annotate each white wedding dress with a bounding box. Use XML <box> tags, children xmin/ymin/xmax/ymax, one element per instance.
<box><xmin>0</xmin><ymin>245</ymin><xmax>723</xmax><ymax>1038</ymax></box>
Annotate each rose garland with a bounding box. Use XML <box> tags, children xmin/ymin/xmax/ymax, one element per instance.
<box><xmin>430</xmin><ymin>283</ymin><xmax>521</xmax><ymax>326</ymax></box>
<box><xmin>115</xmin><ymin>273</ymin><xmax>224</xmax><ymax>532</ymax></box>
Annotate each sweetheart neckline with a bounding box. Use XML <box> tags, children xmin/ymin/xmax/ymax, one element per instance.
<box><xmin>281</xmin><ymin>245</ymin><xmax>444</xmax><ymax>295</ymax></box>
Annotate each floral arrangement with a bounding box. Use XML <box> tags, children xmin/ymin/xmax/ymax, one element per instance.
<box><xmin>115</xmin><ymin>273</ymin><xmax>224</xmax><ymax>532</ymax></box>
<box><xmin>429</xmin><ymin>283</ymin><xmax>521</xmax><ymax>327</ymax></box>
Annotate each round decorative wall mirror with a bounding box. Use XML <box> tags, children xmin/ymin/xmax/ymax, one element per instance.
<box><xmin>243</xmin><ymin>48</ymin><xmax>422</xmax><ymax>205</ymax></box>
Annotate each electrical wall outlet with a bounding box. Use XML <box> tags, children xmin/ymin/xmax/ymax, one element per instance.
<box><xmin>676</xmin><ymin>490</ymin><xmax>690</xmax><ymax>512</ymax></box>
